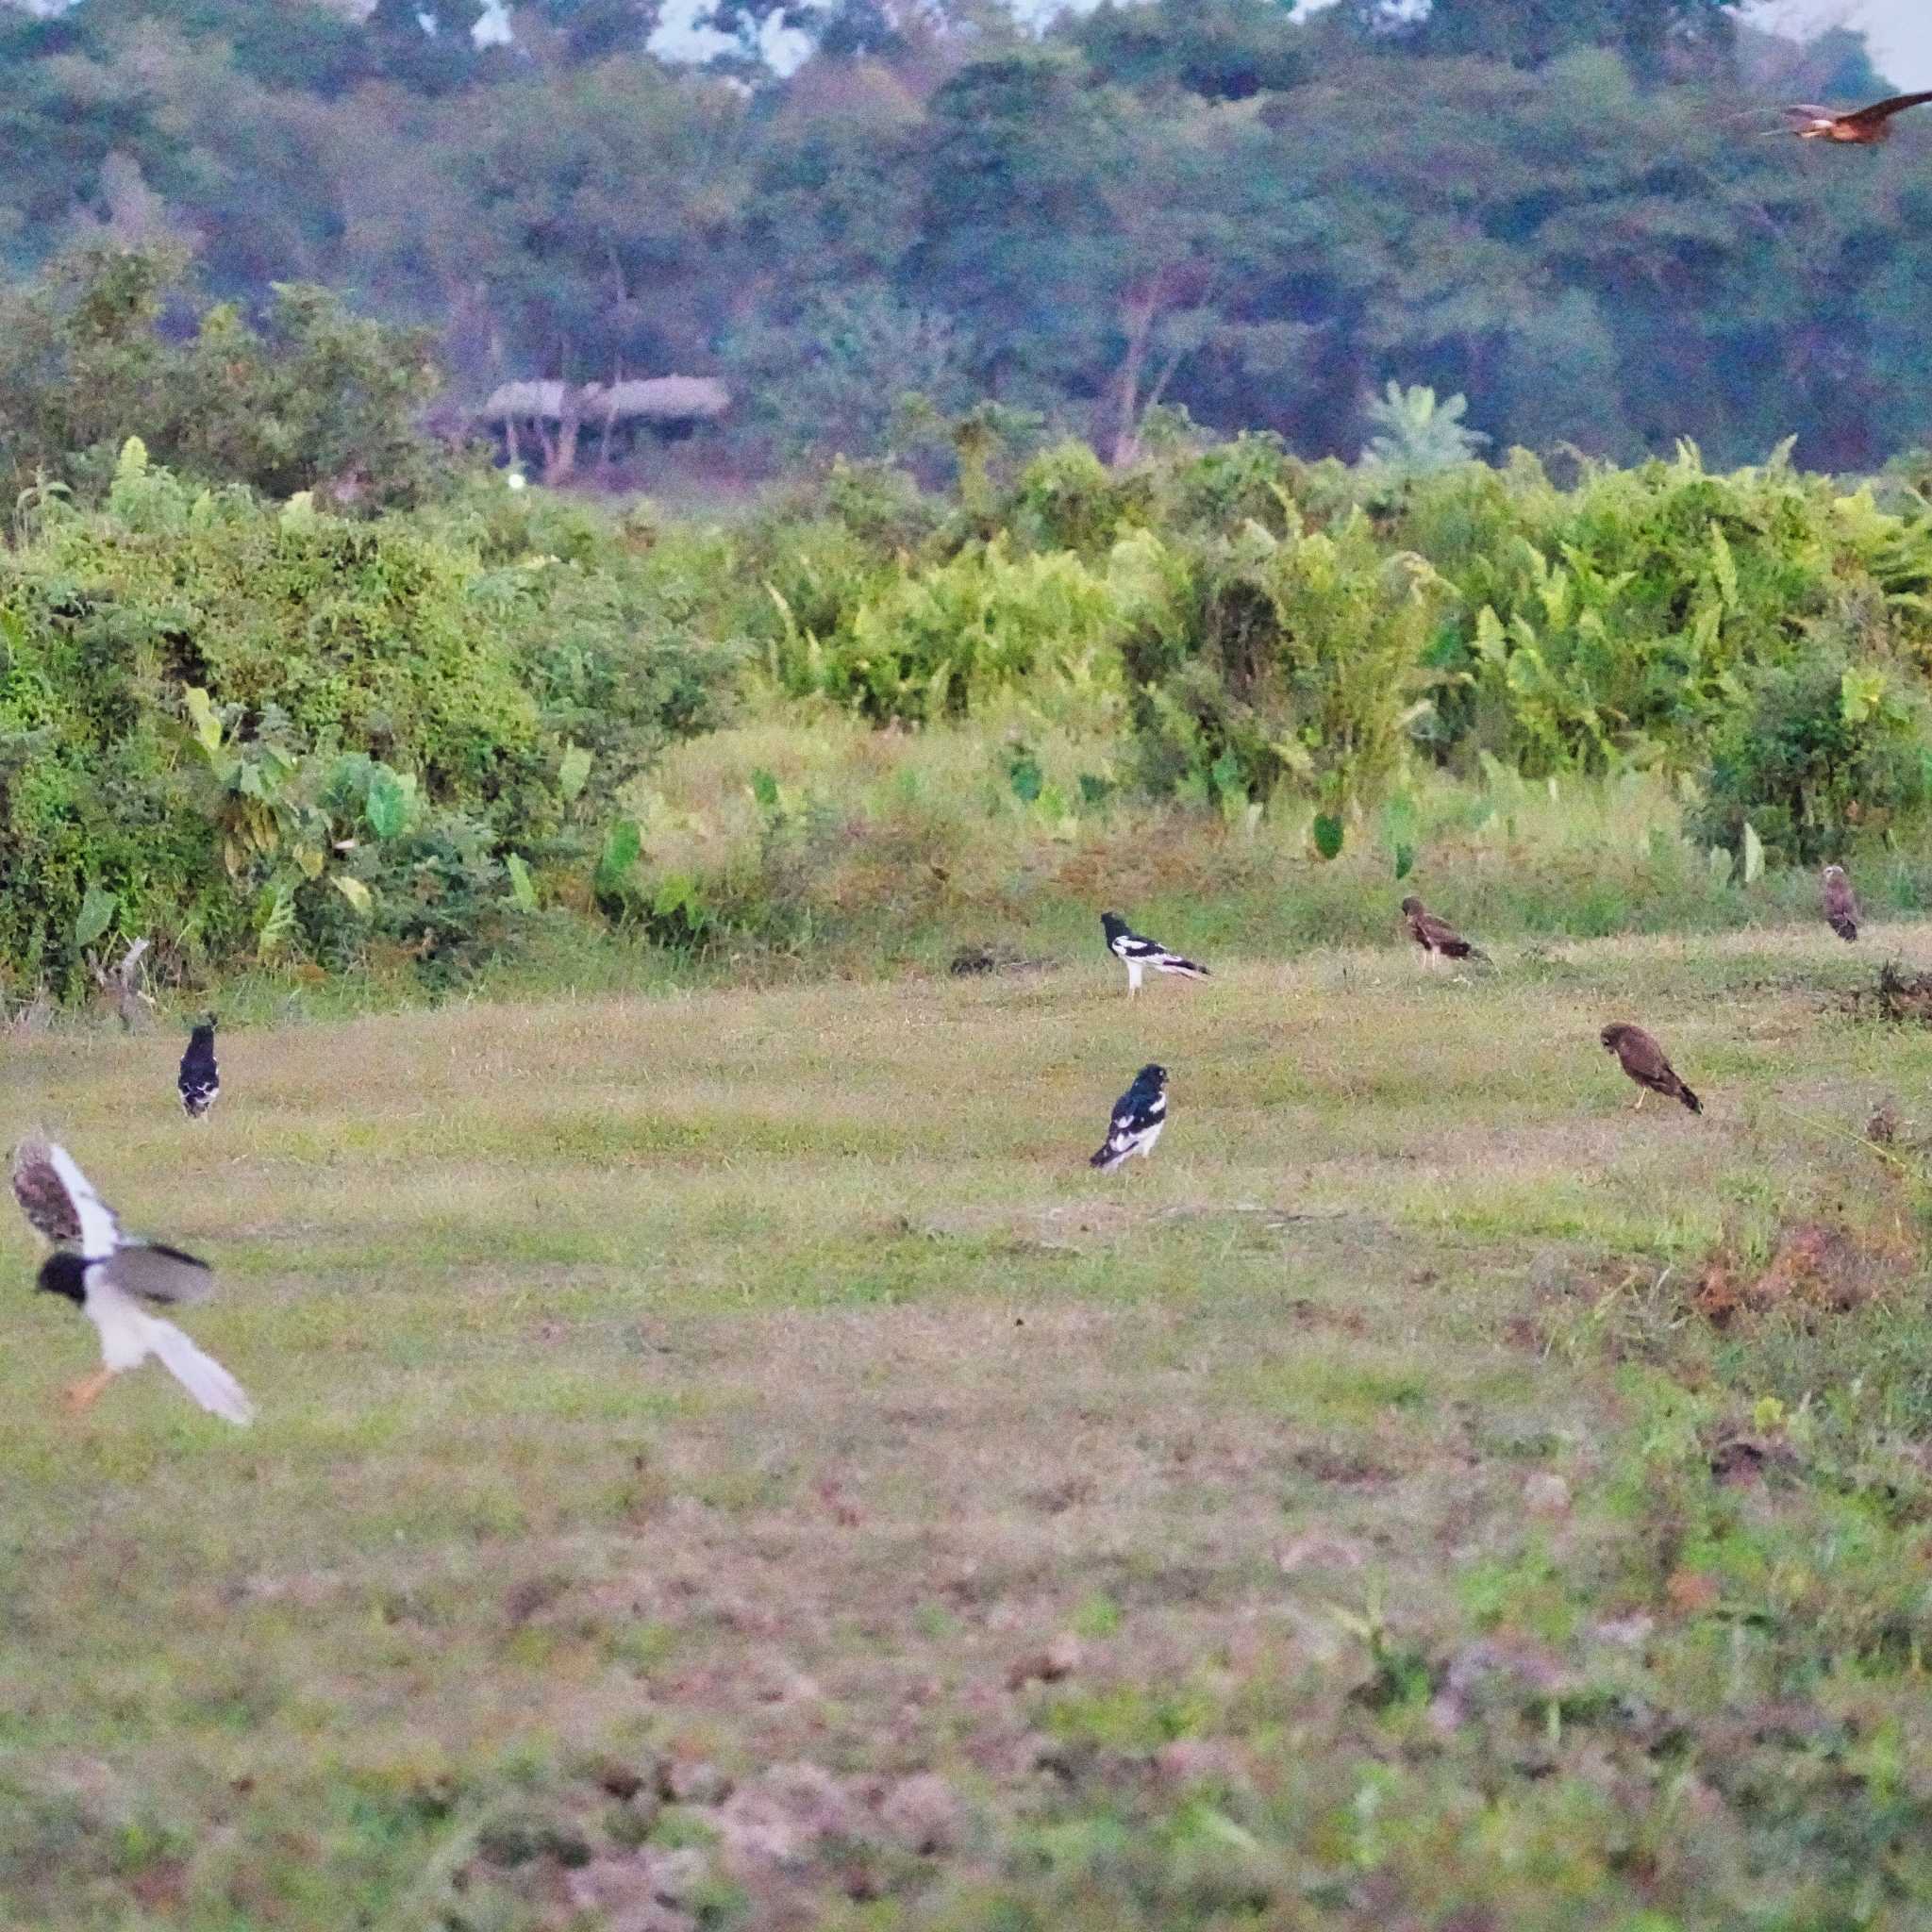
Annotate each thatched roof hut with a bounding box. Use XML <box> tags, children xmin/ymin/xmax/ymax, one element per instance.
<box><xmin>482</xmin><ymin>376</ymin><xmax>730</xmax><ymax>424</ymax></box>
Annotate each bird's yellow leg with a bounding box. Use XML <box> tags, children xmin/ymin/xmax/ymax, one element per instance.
<box><xmin>1633</xmin><ymin>1089</ymin><xmax>1646</xmax><ymax>1112</ymax></box>
<box><xmin>61</xmin><ymin>1368</ymin><xmax>114</xmax><ymax>1415</ymax></box>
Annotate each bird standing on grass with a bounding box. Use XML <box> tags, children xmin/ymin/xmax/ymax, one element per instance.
<box><xmin>178</xmin><ymin>1014</ymin><xmax>220</xmax><ymax>1118</ymax></box>
<box><xmin>1400</xmin><ymin>896</ymin><xmax>1488</xmax><ymax>971</ymax></box>
<box><xmin>1821</xmin><ymin>865</ymin><xmax>1859</xmax><ymax>942</ymax></box>
<box><xmin>1100</xmin><ymin>912</ymin><xmax>1209</xmax><ymax>997</ymax></box>
<box><xmin>1600</xmin><ymin>1024</ymin><xmax>1701</xmax><ymax>1115</ymax></box>
<box><xmin>1090</xmin><ymin>1063</ymin><xmax>1170</xmax><ymax>1172</ymax></box>
<box><xmin>9</xmin><ymin>1137</ymin><xmax>254</xmax><ymax>1424</ymax></box>
<box><xmin>1782</xmin><ymin>92</ymin><xmax>1932</xmax><ymax>145</ymax></box>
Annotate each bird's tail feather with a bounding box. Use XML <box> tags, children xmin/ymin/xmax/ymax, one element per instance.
<box><xmin>1159</xmin><ymin>956</ymin><xmax>1208</xmax><ymax>979</ymax></box>
<box><xmin>1090</xmin><ymin>1141</ymin><xmax>1124</xmax><ymax>1171</ymax></box>
<box><xmin>142</xmin><ymin>1317</ymin><xmax>255</xmax><ymax>1424</ymax></box>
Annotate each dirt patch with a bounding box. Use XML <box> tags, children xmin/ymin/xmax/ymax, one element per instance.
<box><xmin>1693</xmin><ymin>1219</ymin><xmax>1904</xmax><ymax>1326</ymax></box>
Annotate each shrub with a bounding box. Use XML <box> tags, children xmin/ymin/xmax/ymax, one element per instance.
<box><xmin>1687</xmin><ymin>648</ymin><xmax>1930</xmax><ymax>865</ymax></box>
<box><xmin>1111</xmin><ymin>511</ymin><xmax>1451</xmax><ymax>807</ymax></box>
<box><xmin>768</xmin><ymin>535</ymin><xmax>1124</xmax><ymax>724</ymax></box>
<box><xmin>0</xmin><ymin>451</ymin><xmax>736</xmax><ymax>991</ymax></box>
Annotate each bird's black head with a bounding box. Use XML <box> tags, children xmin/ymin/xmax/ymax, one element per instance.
<box><xmin>1134</xmin><ymin>1062</ymin><xmax>1168</xmax><ymax>1091</ymax></box>
<box><xmin>1101</xmin><ymin>912</ymin><xmax>1127</xmax><ymax>940</ymax></box>
<box><xmin>192</xmin><ymin>1012</ymin><xmax>217</xmax><ymax>1040</ymax></box>
<box><xmin>35</xmin><ymin>1250</ymin><xmax>87</xmax><ymax>1305</ymax></box>
<box><xmin>1600</xmin><ymin>1024</ymin><xmax>1626</xmax><ymax>1051</ymax></box>
<box><xmin>1400</xmin><ymin>895</ymin><xmax>1424</xmax><ymax>915</ymax></box>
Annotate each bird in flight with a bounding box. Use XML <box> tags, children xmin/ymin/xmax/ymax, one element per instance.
<box><xmin>178</xmin><ymin>1014</ymin><xmax>220</xmax><ymax>1118</ymax></box>
<box><xmin>1600</xmin><ymin>1024</ymin><xmax>1701</xmax><ymax>1115</ymax></box>
<box><xmin>10</xmin><ymin>1137</ymin><xmax>254</xmax><ymax>1424</ymax></box>
<box><xmin>1100</xmin><ymin>912</ymin><xmax>1209</xmax><ymax>997</ymax></box>
<box><xmin>1400</xmin><ymin>896</ymin><xmax>1488</xmax><ymax>971</ymax></box>
<box><xmin>1820</xmin><ymin>864</ymin><xmax>1859</xmax><ymax>942</ymax></box>
<box><xmin>1090</xmin><ymin>1063</ymin><xmax>1169</xmax><ymax>1172</ymax></box>
<box><xmin>1782</xmin><ymin>92</ymin><xmax>1932</xmax><ymax>145</ymax></box>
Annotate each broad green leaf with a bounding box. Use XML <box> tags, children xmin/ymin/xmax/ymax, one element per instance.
<box><xmin>505</xmin><ymin>853</ymin><xmax>537</xmax><ymax>912</ymax></box>
<box><xmin>1841</xmin><ymin>666</ymin><xmax>1887</xmax><ymax>725</ymax></box>
<box><xmin>1312</xmin><ymin>813</ymin><xmax>1344</xmax><ymax>861</ymax></box>
<box><xmin>1008</xmin><ymin>748</ymin><xmax>1044</xmax><ymax>804</ymax></box>
<box><xmin>279</xmin><ymin>491</ymin><xmax>316</xmax><ymax>528</ymax></box>
<box><xmin>1707</xmin><ymin>844</ymin><xmax>1735</xmax><ymax>887</ymax></box>
<box><xmin>365</xmin><ymin>769</ymin><xmax>408</xmax><ymax>841</ymax></box>
<box><xmin>74</xmin><ymin>886</ymin><xmax>117</xmax><ymax>949</ymax></box>
<box><xmin>183</xmin><ymin>686</ymin><xmax>224</xmax><ymax>756</ymax></box>
<box><xmin>1741</xmin><ymin>821</ymin><xmax>1764</xmax><ymax>886</ymax></box>
<box><xmin>331</xmin><ymin>874</ymin><xmax>374</xmax><ymax>917</ymax></box>
<box><xmin>596</xmin><ymin>818</ymin><xmax>642</xmax><ymax>893</ymax></box>
<box><xmin>558</xmin><ymin>742</ymin><xmax>592</xmax><ymax>804</ymax></box>
<box><xmin>115</xmin><ymin>436</ymin><xmax>149</xmax><ymax>481</ymax></box>
<box><xmin>257</xmin><ymin>883</ymin><xmax>296</xmax><ymax>958</ymax></box>
<box><xmin>748</xmin><ymin>768</ymin><xmax>780</xmax><ymax>812</ymax></box>
<box><xmin>1393</xmin><ymin>842</ymin><xmax>1415</xmax><ymax>882</ymax></box>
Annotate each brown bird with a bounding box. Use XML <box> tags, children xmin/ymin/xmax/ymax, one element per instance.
<box><xmin>1783</xmin><ymin>92</ymin><xmax>1932</xmax><ymax>145</ymax></box>
<box><xmin>1601</xmin><ymin>1024</ymin><xmax>1701</xmax><ymax>1115</ymax></box>
<box><xmin>1820</xmin><ymin>863</ymin><xmax>1859</xmax><ymax>942</ymax></box>
<box><xmin>1400</xmin><ymin>895</ymin><xmax>1487</xmax><ymax>970</ymax></box>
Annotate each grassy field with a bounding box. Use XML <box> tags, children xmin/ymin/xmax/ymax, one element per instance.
<box><xmin>5</xmin><ymin>919</ymin><xmax>1932</xmax><ymax>1930</ymax></box>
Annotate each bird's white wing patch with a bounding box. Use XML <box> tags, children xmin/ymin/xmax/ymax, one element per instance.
<box><xmin>44</xmin><ymin>1141</ymin><xmax>123</xmax><ymax>1259</ymax></box>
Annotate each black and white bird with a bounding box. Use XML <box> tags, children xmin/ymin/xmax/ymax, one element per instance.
<box><xmin>1100</xmin><ymin>912</ymin><xmax>1209</xmax><ymax>997</ymax></box>
<box><xmin>178</xmin><ymin>1014</ymin><xmax>220</xmax><ymax>1118</ymax></box>
<box><xmin>10</xmin><ymin>1136</ymin><xmax>254</xmax><ymax>1424</ymax></box>
<box><xmin>1090</xmin><ymin>1063</ymin><xmax>1170</xmax><ymax>1172</ymax></box>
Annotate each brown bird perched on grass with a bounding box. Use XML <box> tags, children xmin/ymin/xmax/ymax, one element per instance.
<box><xmin>1400</xmin><ymin>896</ymin><xmax>1487</xmax><ymax>970</ymax></box>
<box><xmin>1601</xmin><ymin>1024</ymin><xmax>1701</xmax><ymax>1115</ymax></box>
<box><xmin>1783</xmin><ymin>92</ymin><xmax>1932</xmax><ymax>144</ymax></box>
<box><xmin>1820</xmin><ymin>864</ymin><xmax>1859</xmax><ymax>942</ymax></box>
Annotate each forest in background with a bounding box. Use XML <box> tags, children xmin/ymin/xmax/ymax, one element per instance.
<box><xmin>3</xmin><ymin>0</ymin><xmax>1929</xmax><ymax>478</ymax></box>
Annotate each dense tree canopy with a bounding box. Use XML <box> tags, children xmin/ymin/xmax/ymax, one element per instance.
<box><xmin>0</xmin><ymin>0</ymin><xmax>1926</xmax><ymax>475</ymax></box>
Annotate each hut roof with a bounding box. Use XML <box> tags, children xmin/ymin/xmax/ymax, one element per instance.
<box><xmin>482</xmin><ymin>376</ymin><xmax>729</xmax><ymax>423</ymax></box>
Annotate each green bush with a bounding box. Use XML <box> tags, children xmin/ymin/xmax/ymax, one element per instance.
<box><xmin>0</xmin><ymin>450</ymin><xmax>736</xmax><ymax>991</ymax></box>
<box><xmin>1687</xmin><ymin>648</ymin><xmax>1931</xmax><ymax>865</ymax></box>
<box><xmin>768</xmin><ymin>534</ymin><xmax>1124</xmax><ymax>724</ymax></box>
<box><xmin>1111</xmin><ymin>511</ymin><xmax>1451</xmax><ymax>807</ymax></box>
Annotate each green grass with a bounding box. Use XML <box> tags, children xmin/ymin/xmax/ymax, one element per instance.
<box><xmin>6</xmin><ymin>921</ymin><xmax>1932</xmax><ymax>1927</ymax></box>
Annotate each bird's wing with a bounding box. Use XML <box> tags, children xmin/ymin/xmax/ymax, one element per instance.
<box><xmin>43</xmin><ymin>1141</ymin><xmax>125</xmax><ymax>1258</ymax></box>
<box><xmin>1419</xmin><ymin>913</ymin><xmax>1467</xmax><ymax>949</ymax></box>
<box><xmin>11</xmin><ymin>1138</ymin><xmax>121</xmax><ymax>1256</ymax></box>
<box><xmin>98</xmin><ymin>1241</ymin><xmax>214</xmax><ymax>1307</ymax></box>
<box><xmin>1824</xmin><ymin>876</ymin><xmax>1858</xmax><ymax>922</ymax></box>
<box><xmin>140</xmin><ymin>1315</ymin><xmax>254</xmax><ymax>1424</ymax></box>
<box><xmin>11</xmin><ymin>1137</ymin><xmax>84</xmax><ymax>1245</ymax></box>
<box><xmin>1844</xmin><ymin>91</ymin><xmax>1932</xmax><ymax>130</ymax></box>
<box><xmin>1116</xmin><ymin>932</ymin><xmax>1165</xmax><ymax>959</ymax></box>
<box><xmin>1110</xmin><ymin>1086</ymin><xmax>1166</xmax><ymax>1138</ymax></box>
<box><xmin>1620</xmin><ymin>1030</ymin><xmax>1675</xmax><ymax>1088</ymax></box>
<box><xmin>1831</xmin><ymin>91</ymin><xmax>1932</xmax><ymax>131</ymax></box>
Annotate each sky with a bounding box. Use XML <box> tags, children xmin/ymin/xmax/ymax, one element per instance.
<box><xmin>1751</xmin><ymin>1</ymin><xmax>1932</xmax><ymax>85</ymax></box>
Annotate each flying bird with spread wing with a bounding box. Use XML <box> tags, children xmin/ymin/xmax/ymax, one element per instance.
<box><xmin>1783</xmin><ymin>92</ymin><xmax>1932</xmax><ymax>145</ymax></box>
<box><xmin>1100</xmin><ymin>913</ymin><xmax>1209</xmax><ymax>997</ymax></box>
<box><xmin>1600</xmin><ymin>1024</ymin><xmax>1701</xmax><ymax>1115</ymax></box>
<box><xmin>1400</xmin><ymin>896</ymin><xmax>1488</xmax><ymax>970</ymax></box>
<box><xmin>1090</xmin><ymin>1063</ymin><xmax>1169</xmax><ymax>1172</ymax></box>
<box><xmin>178</xmin><ymin>1014</ymin><xmax>220</xmax><ymax>1118</ymax></box>
<box><xmin>10</xmin><ymin>1137</ymin><xmax>254</xmax><ymax>1424</ymax></box>
<box><xmin>1821</xmin><ymin>864</ymin><xmax>1859</xmax><ymax>942</ymax></box>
